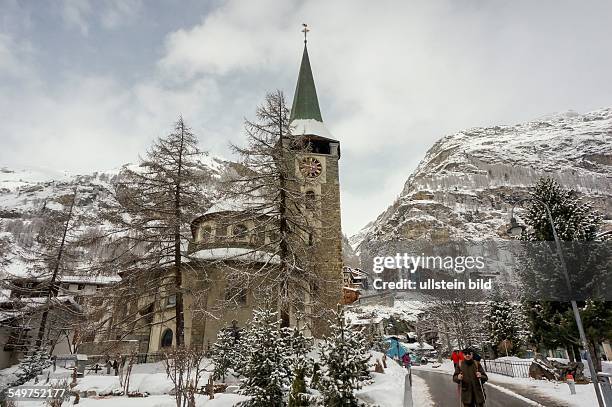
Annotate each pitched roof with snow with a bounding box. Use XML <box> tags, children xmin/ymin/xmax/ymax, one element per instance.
<box><xmin>289</xmin><ymin>44</ymin><xmax>333</xmax><ymax>140</ymax></box>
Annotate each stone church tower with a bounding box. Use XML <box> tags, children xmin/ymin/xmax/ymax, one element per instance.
<box><xmin>287</xmin><ymin>39</ymin><xmax>343</xmax><ymax>332</ymax></box>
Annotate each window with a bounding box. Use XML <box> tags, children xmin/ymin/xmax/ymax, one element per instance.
<box><xmin>224</xmin><ymin>286</ymin><xmax>247</xmax><ymax>305</ymax></box>
<box><xmin>305</xmin><ymin>190</ymin><xmax>316</xmax><ymax>210</ymax></box>
<box><xmin>166</xmin><ymin>294</ymin><xmax>177</xmax><ymax>307</ymax></box>
<box><xmin>77</xmin><ymin>284</ymin><xmax>85</xmax><ymax>291</ymax></box>
<box><xmin>161</xmin><ymin>329</ymin><xmax>173</xmax><ymax>348</ymax></box>
<box><xmin>232</xmin><ymin>224</ymin><xmax>248</xmax><ymax>240</ymax></box>
<box><xmin>252</xmin><ymin>228</ymin><xmax>265</xmax><ymax>245</ymax></box>
<box><xmin>200</xmin><ymin>226</ymin><xmax>213</xmax><ymax>242</ymax></box>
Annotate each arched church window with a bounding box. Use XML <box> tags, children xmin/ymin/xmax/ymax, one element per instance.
<box><xmin>200</xmin><ymin>226</ymin><xmax>213</xmax><ymax>242</ymax></box>
<box><xmin>268</xmin><ymin>230</ymin><xmax>280</xmax><ymax>244</ymax></box>
<box><xmin>305</xmin><ymin>190</ymin><xmax>316</xmax><ymax>210</ymax></box>
<box><xmin>161</xmin><ymin>328</ymin><xmax>173</xmax><ymax>348</ymax></box>
<box><xmin>232</xmin><ymin>224</ymin><xmax>248</xmax><ymax>240</ymax></box>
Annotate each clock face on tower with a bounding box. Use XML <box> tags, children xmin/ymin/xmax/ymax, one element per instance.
<box><xmin>299</xmin><ymin>156</ymin><xmax>323</xmax><ymax>179</ymax></box>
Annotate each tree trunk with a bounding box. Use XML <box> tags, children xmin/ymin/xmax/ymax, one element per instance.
<box><xmin>589</xmin><ymin>339</ymin><xmax>602</xmax><ymax>372</ymax></box>
<box><xmin>572</xmin><ymin>343</ymin><xmax>582</xmax><ymax>363</ymax></box>
<box><xmin>278</xmin><ymin>100</ymin><xmax>290</xmax><ymax>328</ymax></box>
<box><xmin>567</xmin><ymin>345</ymin><xmax>575</xmax><ymax>363</ymax></box>
<box><xmin>174</xmin><ymin>119</ymin><xmax>185</xmax><ymax>347</ymax></box>
<box><xmin>36</xmin><ymin>189</ymin><xmax>77</xmax><ymax>351</ymax></box>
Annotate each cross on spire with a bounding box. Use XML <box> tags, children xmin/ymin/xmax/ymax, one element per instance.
<box><xmin>302</xmin><ymin>23</ymin><xmax>309</xmax><ymax>44</ymax></box>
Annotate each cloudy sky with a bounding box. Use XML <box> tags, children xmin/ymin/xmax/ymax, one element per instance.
<box><xmin>1</xmin><ymin>0</ymin><xmax>611</xmax><ymax>236</ymax></box>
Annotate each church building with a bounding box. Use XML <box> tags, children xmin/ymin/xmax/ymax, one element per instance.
<box><xmin>140</xmin><ymin>38</ymin><xmax>344</xmax><ymax>353</ymax></box>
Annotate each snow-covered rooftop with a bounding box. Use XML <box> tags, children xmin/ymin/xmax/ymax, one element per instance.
<box><xmin>190</xmin><ymin>247</ymin><xmax>280</xmax><ymax>264</ymax></box>
<box><xmin>291</xmin><ymin>119</ymin><xmax>333</xmax><ymax>140</ymax></box>
<box><xmin>58</xmin><ymin>275</ymin><xmax>121</xmax><ymax>285</ymax></box>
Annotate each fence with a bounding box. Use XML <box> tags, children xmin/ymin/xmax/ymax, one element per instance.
<box><xmin>482</xmin><ymin>359</ymin><xmax>532</xmax><ymax>378</ymax></box>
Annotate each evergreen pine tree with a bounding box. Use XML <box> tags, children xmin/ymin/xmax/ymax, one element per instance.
<box><xmin>517</xmin><ymin>177</ymin><xmax>609</xmax><ymax>368</ymax></box>
<box><xmin>485</xmin><ymin>300</ymin><xmax>528</xmax><ymax>357</ymax></box>
<box><xmin>238</xmin><ymin>308</ymin><xmax>290</xmax><ymax>407</ymax></box>
<box><xmin>283</xmin><ymin>327</ymin><xmax>313</xmax><ymax>407</ymax></box>
<box><xmin>317</xmin><ymin>310</ymin><xmax>371</xmax><ymax>407</ymax></box>
<box><xmin>211</xmin><ymin>329</ymin><xmax>238</xmax><ymax>382</ymax></box>
<box><xmin>15</xmin><ymin>346</ymin><xmax>51</xmax><ymax>384</ymax></box>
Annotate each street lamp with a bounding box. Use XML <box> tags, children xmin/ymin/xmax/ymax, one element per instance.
<box><xmin>508</xmin><ymin>198</ymin><xmax>605</xmax><ymax>407</ymax></box>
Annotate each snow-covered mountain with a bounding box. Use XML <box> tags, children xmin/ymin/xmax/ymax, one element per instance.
<box><xmin>0</xmin><ymin>157</ymin><xmax>226</xmax><ymax>279</ymax></box>
<box><xmin>351</xmin><ymin>107</ymin><xmax>612</xmax><ymax>260</ymax></box>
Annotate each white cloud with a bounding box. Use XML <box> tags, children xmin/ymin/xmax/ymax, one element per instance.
<box><xmin>0</xmin><ymin>33</ymin><xmax>35</xmax><ymax>79</ymax></box>
<box><xmin>100</xmin><ymin>0</ymin><xmax>143</xmax><ymax>29</ymax></box>
<box><xmin>159</xmin><ymin>0</ymin><xmax>299</xmax><ymax>78</ymax></box>
<box><xmin>61</xmin><ymin>0</ymin><xmax>143</xmax><ymax>34</ymax></box>
<box><xmin>61</xmin><ymin>0</ymin><xmax>92</xmax><ymax>35</ymax></box>
<box><xmin>2</xmin><ymin>0</ymin><xmax>612</xmax><ymax>236</ymax></box>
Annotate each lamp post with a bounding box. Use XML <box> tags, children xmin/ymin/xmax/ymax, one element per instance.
<box><xmin>508</xmin><ymin>198</ymin><xmax>604</xmax><ymax>407</ymax></box>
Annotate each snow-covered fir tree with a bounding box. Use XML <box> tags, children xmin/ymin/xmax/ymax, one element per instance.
<box><xmin>485</xmin><ymin>300</ymin><xmax>529</xmax><ymax>357</ymax></box>
<box><xmin>15</xmin><ymin>346</ymin><xmax>50</xmax><ymax>384</ymax></box>
<box><xmin>238</xmin><ymin>308</ymin><xmax>290</xmax><ymax>407</ymax></box>
<box><xmin>518</xmin><ymin>177</ymin><xmax>608</xmax><ymax>366</ymax></box>
<box><xmin>282</xmin><ymin>327</ymin><xmax>313</xmax><ymax>407</ymax></box>
<box><xmin>211</xmin><ymin>328</ymin><xmax>239</xmax><ymax>382</ymax></box>
<box><xmin>317</xmin><ymin>310</ymin><xmax>371</xmax><ymax>407</ymax></box>
<box><xmin>520</xmin><ymin>177</ymin><xmax>601</xmax><ymax>242</ymax></box>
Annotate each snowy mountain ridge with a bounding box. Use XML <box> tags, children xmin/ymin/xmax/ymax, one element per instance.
<box><xmin>351</xmin><ymin>107</ymin><xmax>612</xmax><ymax>257</ymax></box>
<box><xmin>0</xmin><ymin>156</ymin><xmax>227</xmax><ymax>279</ymax></box>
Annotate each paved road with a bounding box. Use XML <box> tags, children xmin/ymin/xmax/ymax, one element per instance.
<box><xmin>413</xmin><ymin>370</ymin><xmax>545</xmax><ymax>407</ymax></box>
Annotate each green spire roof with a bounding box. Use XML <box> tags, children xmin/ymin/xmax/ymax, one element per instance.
<box><xmin>290</xmin><ymin>45</ymin><xmax>323</xmax><ymax>122</ymax></box>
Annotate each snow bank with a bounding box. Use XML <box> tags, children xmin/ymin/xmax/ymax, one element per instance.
<box><xmin>356</xmin><ymin>351</ymin><xmax>406</xmax><ymax>407</ymax></box>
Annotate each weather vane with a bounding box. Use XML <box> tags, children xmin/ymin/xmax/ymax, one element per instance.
<box><xmin>302</xmin><ymin>23</ymin><xmax>309</xmax><ymax>44</ymax></box>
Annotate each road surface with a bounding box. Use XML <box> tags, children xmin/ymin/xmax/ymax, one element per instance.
<box><xmin>413</xmin><ymin>370</ymin><xmax>568</xmax><ymax>407</ymax></box>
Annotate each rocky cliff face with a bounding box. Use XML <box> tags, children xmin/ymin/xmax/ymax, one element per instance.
<box><xmin>0</xmin><ymin>157</ymin><xmax>225</xmax><ymax>278</ymax></box>
<box><xmin>352</xmin><ymin>108</ymin><xmax>612</xmax><ymax>261</ymax></box>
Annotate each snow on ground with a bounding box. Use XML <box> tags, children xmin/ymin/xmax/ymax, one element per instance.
<box><xmin>8</xmin><ymin>352</ymin><xmax>426</xmax><ymax>407</ymax></box>
<box><xmin>357</xmin><ymin>351</ymin><xmax>406</xmax><ymax>406</ymax></box>
<box><xmin>411</xmin><ymin>374</ymin><xmax>434</xmax><ymax>407</ymax></box>
<box><xmin>357</xmin><ymin>350</ymin><xmax>435</xmax><ymax>406</ymax></box>
<box><xmin>18</xmin><ymin>394</ymin><xmax>249</xmax><ymax>407</ymax></box>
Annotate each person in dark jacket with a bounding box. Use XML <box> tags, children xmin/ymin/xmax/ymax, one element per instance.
<box><xmin>453</xmin><ymin>348</ymin><xmax>488</xmax><ymax>407</ymax></box>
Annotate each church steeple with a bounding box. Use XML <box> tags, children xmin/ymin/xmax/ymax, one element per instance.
<box><xmin>289</xmin><ymin>26</ymin><xmax>333</xmax><ymax>140</ymax></box>
<box><xmin>290</xmin><ymin>44</ymin><xmax>323</xmax><ymax>123</ymax></box>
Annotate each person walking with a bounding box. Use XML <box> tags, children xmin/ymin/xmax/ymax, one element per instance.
<box><xmin>452</xmin><ymin>348</ymin><xmax>488</xmax><ymax>407</ymax></box>
<box><xmin>451</xmin><ymin>349</ymin><xmax>465</xmax><ymax>368</ymax></box>
<box><xmin>402</xmin><ymin>352</ymin><xmax>411</xmax><ymax>369</ymax></box>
